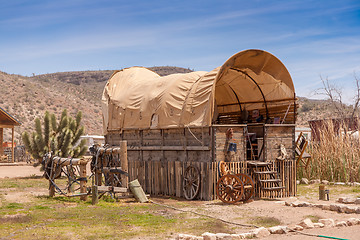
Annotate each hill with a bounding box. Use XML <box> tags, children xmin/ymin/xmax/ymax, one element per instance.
<box><xmin>0</xmin><ymin>67</ymin><xmax>192</xmax><ymax>143</ymax></box>
<box><xmin>0</xmin><ymin>67</ymin><xmax>348</xmax><ymax>143</ymax></box>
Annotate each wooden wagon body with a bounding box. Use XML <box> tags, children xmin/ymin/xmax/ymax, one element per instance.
<box><xmin>102</xmin><ymin>49</ymin><xmax>298</xmax><ymax>201</ymax></box>
<box><xmin>106</xmin><ymin>123</ymin><xmax>296</xmax><ymax>200</ymax></box>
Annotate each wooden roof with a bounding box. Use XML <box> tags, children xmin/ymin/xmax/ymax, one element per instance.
<box><xmin>0</xmin><ymin>106</ymin><xmax>21</xmax><ymax>128</ymax></box>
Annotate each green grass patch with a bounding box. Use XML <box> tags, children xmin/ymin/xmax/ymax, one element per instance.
<box><xmin>248</xmin><ymin>216</ymin><xmax>281</xmax><ymax>227</ymax></box>
<box><xmin>304</xmin><ymin>215</ymin><xmax>321</xmax><ymax>223</ymax></box>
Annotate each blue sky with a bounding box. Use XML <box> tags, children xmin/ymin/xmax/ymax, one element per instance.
<box><xmin>1</xmin><ymin>0</ymin><xmax>360</xmax><ymax>100</ymax></box>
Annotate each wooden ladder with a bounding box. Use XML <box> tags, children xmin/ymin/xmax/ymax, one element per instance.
<box><xmin>247</xmin><ymin>161</ymin><xmax>284</xmax><ymax>192</ymax></box>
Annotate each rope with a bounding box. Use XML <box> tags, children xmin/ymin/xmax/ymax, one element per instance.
<box><xmin>186</xmin><ymin>126</ymin><xmax>203</xmax><ymax>145</ymax></box>
<box><xmin>149</xmin><ymin>199</ymin><xmax>259</xmax><ymax>228</ymax></box>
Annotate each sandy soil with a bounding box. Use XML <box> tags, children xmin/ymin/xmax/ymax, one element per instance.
<box><xmin>0</xmin><ymin>165</ymin><xmax>43</xmax><ymax>179</ymax></box>
<box><xmin>1</xmin><ymin>165</ymin><xmax>359</xmax><ymax>239</ymax></box>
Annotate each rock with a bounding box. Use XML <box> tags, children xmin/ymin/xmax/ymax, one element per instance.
<box><xmin>330</xmin><ymin>204</ymin><xmax>340</xmax><ymax>212</ymax></box>
<box><xmin>338</xmin><ymin>205</ymin><xmax>348</xmax><ymax>213</ymax></box>
<box><xmin>313</xmin><ymin>223</ymin><xmax>324</xmax><ymax>228</ymax></box>
<box><xmin>346</xmin><ymin>218</ymin><xmax>360</xmax><ymax>226</ymax></box>
<box><xmin>337</xmin><ymin>197</ymin><xmax>345</xmax><ymax>203</ymax></box>
<box><xmin>215</xmin><ymin>233</ymin><xmax>231</xmax><ymax>240</ymax></box>
<box><xmin>356</xmin><ymin>207</ymin><xmax>360</xmax><ymax>214</ymax></box>
<box><xmin>300</xmin><ymin>178</ymin><xmax>309</xmax><ymax>184</ymax></box>
<box><xmin>202</xmin><ymin>232</ymin><xmax>216</xmax><ymax>240</ymax></box>
<box><xmin>353</xmin><ymin>182</ymin><xmax>360</xmax><ymax>187</ymax></box>
<box><xmin>291</xmin><ymin>200</ymin><xmax>303</xmax><ymax>207</ymax></box>
<box><xmin>355</xmin><ymin>198</ymin><xmax>360</xmax><ymax>205</ymax></box>
<box><xmin>251</xmin><ymin>227</ymin><xmax>270</xmax><ymax>238</ymax></box>
<box><xmin>177</xmin><ymin>234</ymin><xmax>199</xmax><ymax>240</ymax></box>
<box><xmin>334</xmin><ymin>182</ymin><xmax>346</xmax><ymax>186</ymax></box>
<box><xmin>288</xmin><ymin>225</ymin><xmax>303</xmax><ymax>232</ymax></box>
<box><xmin>285</xmin><ymin>201</ymin><xmax>292</xmax><ymax>206</ymax></box>
<box><xmin>310</xmin><ymin>179</ymin><xmax>320</xmax><ymax>184</ymax></box>
<box><xmin>315</xmin><ymin>204</ymin><xmax>324</xmax><ymax>208</ymax></box>
<box><xmin>229</xmin><ymin>234</ymin><xmax>244</xmax><ymax>240</ymax></box>
<box><xmin>319</xmin><ymin>219</ymin><xmax>335</xmax><ymax>227</ymax></box>
<box><xmin>335</xmin><ymin>221</ymin><xmax>348</xmax><ymax>227</ymax></box>
<box><xmin>322</xmin><ymin>205</ymin><xmax>330</xmax><ymax>210</ymax></box>
<box><xmin>344</xmin><ymin>206</ymin><xmax>357</xmax><ymax>214</ymax></box>
<box><xmin>321</xmin><ymin>180</ymin><xmax>329</xmax><ymax>185</ymax></box>
<box><xmin>268</xmin><ymin>226</ymin><xmax>288</xmax><ymax>234</ymax></box>
<box><xmin>299</xmin><ymin>218</ymin><xmax>314</xmax><ymax>229</ymax></box>
<box><xmin>296</xmin><ymin>180</ymin><xmax>300</xmax><ymax>184</ymax></box>
<box><xmin>238</xmin><ymin>233</ymin><xmax>254</xmax><ymax>239</ymax></box>
<box><xmin>341</xmin><ymin>197</ymin><xmax>356</xmax><ymax>204</ymax></box>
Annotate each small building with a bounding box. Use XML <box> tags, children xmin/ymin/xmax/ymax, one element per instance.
<box><xmin>102</xmin><ymin>49</ymin><xmax>298</xmax><ymax>200</ymax></box>
<box><xmin>0</xmin><ymin>107</ymin><xmax>21</xmax><ymax>162</ymax></box>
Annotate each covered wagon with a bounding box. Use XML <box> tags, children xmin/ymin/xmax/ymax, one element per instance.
<box><xmin>101</xmin><ymin>49</ymin><xmax>297</xmax><ymax>201</ymax></box>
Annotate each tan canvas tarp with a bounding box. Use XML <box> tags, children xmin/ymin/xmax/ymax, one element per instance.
<box><xmin>102</xmin><ymin>49</ymin><xmax>296</xmax><ymax>133</ymax></box>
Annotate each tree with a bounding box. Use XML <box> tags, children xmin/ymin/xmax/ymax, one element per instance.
<box><xmin>22</xmin><ymin>109</ymin><xmax>87</xmax><ymax>162</ymax></box>
<box><xmin>317</xmin><ymin>72</ymin><xmax>360</xmax><ymax>120</ymax></box>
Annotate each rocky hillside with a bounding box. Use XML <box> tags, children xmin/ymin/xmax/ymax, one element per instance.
<box><xmin>0</xmin><ymin>67</ymin><xmax>192</xmax><ymax>143</ymax></box>
<box><xmin>0</xmin><ymin>66</ymin><xmax>349</xmax><ymax>143</ymax></box>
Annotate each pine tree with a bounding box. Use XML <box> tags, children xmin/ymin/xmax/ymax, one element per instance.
<box><xmin>22</xmin><ymin>109</ymin><xmax>88</xmax><ymax>162</ymax></box>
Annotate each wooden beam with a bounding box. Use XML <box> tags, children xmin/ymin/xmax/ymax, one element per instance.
<box><xmin>120</xmin><ymin>141</ymin><xmax>128</xmax><ymax>188</ymax></box>
<box><xmin>0</xmin><ymin>128</ymin><xmax>3</xmax><ymax>155</ymax></box>
<box><xmin>11</xmin><ymin>128</ymin><xmax>14</xmax><ymax>162</ymax></box>
<box><xmin>127</xmin><ymin>146</ymin><xmax>211</xmax><ymax>151</ymax></box>
<box><xmin>51</xmin><ymin>156</ymin><xmax>91</xmax><ymax>166</ymax></box>
<box><xmin>0</xmin><ymin>124</ymin><xmax>15</xmax><ymax>128</ymax></box>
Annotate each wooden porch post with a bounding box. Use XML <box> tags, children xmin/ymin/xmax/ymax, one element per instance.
<box><xmin>11</xmin><ymin>127</ymin><xmax>15</xmax><ymax>162</ymax></box>
<box><xmin>0</xmin><ymin>128</ymin><xmax>3</xmax><ymax>155</ymax></box>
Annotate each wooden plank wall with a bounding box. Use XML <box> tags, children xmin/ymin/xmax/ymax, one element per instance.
<box><xmin>107</xmin><ymin>127</ymin><xmax>214</xmax><ymax>200</ymax></box>
<box><xmin>262</xmin><ymin>124</ymin><xmax>296</xmax><ymax>198</ymax></box>
<box><xmin>213</xmin><ymin>125</ymin><xmax>246</xmax><ymax>162</ymax></box>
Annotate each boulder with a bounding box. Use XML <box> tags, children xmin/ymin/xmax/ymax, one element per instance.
<box><xmin>299</xmin><ymin>218</ymin><xmax>314</xmax><ymax>229</ymax></box>
<box><xmin>268</xmin><ymin>226</ymin><xmax>288</xmax><ymax>234</ymax></box>
<box><xmin>319</xmin><ymin>219</ymin><xmax>335</xmax><ymax>227</ymax></box>
<box><xmin>315</xmin><ymin>204</ymin><xmax>324</xmax><ymax>208</ymax></box>
<box><xmin>202</xmin><ymin>232</ymin><xmax>216</xmax><ymax>240</ymax></box>
<box><xmin>341</xmin><ymin>197</ymin><xmax>356</xmax><ymax>204</ymax></box>
<box><xmin>288</xmin><ymin>225</ymin><xmax>303</xmax><ymax>232</ymax></box>
<box><xmin>356</xmin><ymin>207</ymin><xmax>360</xmax><ymax>214</ymax></box>
<box><xmin>355</xmin><ymin>198</ymin><xmax>360</xmax><ymax>205</ymax></box>
<box><xmin>346</xmin><ymin>218</ymin><xmax>360</xmax><ymax>226</ymax></box>
<box><xmin>322</xmin><ymin>205</ymin><xmax>330</xmax><ymax>210</ymax></box>
<box><xmin>334</xmin><ymin>182</ymin><xmax>346</xmax><ymax>186</ymax></box>
<box><xmin>310</xmin><ymin>179</ymin><xmax>320</xmax><ymax>184</ymax></box>
<box><xmin>321</xmin><ymin>180</ymin><xmax>329</xmax><ymax>185</ymax></box>
<box><xmin>251</xmin><ymin>227</ymin><xmax>270</xmax><ymax>238</ymax></box>
<box><xmin>177</xmin><ymin>234</ymin><xmax>199</xmax><ymax>240</ymax></box>
<box><xmin>215</xmin><ymin>233</ymin><xmax>232</xmax><ymax>240</ymax></box>
<box><xmin>344</xmin><ymin>206</ymin><xmax>357</xmax><ymax>214</ymax></box>
<box><xmin>313</xmin><ymin>223</ymin><xmax>324</xmax><ymax>228</ymax></box>
<box><xmin>300</xmin><ymin>178</ymin><xmax>309</xmax><ymax>184</ymax></box>
<box><xmin>335</xmin><ymin>221</ymin><xmax>348</xmax><ymax>227</ymax></box>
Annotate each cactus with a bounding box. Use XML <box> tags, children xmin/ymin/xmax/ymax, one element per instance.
<box><xmin>22</xmin><ymin>109</ymin><xmax>88</xmax><ymax>162</ymax></box>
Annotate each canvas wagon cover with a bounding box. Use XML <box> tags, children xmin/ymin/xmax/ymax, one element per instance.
<box><xmin>102</xmin><ymin>49</ymin><xmax>295</xmax><ymax>133</ymax></box>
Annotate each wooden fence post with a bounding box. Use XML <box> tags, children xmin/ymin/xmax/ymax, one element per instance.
<box><xmin>120</xmin><ymin>140</ymin><xmax>128</xmax><ymax>188</ymax></box>
<box><xmin>80</xmin><ymin>162</ymin><xmax>87</xmax><ymax>201</ymax></box>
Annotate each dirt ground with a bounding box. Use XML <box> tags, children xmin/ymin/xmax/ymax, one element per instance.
<box><xmin>1</xmin><ymin>165</ymin><xmax>359</xmax><ymax>239</ymax></box>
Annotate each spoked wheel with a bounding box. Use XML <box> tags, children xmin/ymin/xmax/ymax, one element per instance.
<box><xmin>236</xmin><ymin>173</ymin><xmax>254</xmax><ymax>202</ymax></box>
<box><xmin>216</xmin><ymin>174</ymin><xmax>244</xmax><ymax>204</ymax></box>
<box><xmin>183</xmin><ymin>166</ymin><xmax>201</xmax><ymax>200</ymax></box>
<box><xmin>218</xmin><ymin>161</ymin><xmax>230</xmax><ymax>177</ymax></box>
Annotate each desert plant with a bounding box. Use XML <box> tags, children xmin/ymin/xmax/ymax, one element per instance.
<box><xmin>22</xmin><ymin>109</ymin><xmax>87</xmax><ymax>162</ymax></box>
<box><xmin>307</xmin><ymin>120</ymin><xmax>360</xmax><ymax>182</ymax></box>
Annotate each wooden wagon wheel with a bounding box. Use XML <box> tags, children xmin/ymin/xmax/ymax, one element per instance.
<box><xmin>236</xmin><ymin>173</ymin><xmax>254</xmax><ymax>202</ymax></box>
<box><xmin>218</xmin><ymin>161</ymin><xmax>230</xmax><ymax>178</ymax></box>
<box><xmin>183</xmin><ymin>166</ymin><xmax>201</xmax><ymax>200</ymax></box>
<box><xmin>216</xmin><ymin>174</ymin><xmax>244</xmax><ymax>204</ymax></box>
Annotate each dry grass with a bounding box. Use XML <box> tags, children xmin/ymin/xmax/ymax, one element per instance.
<box><xmin>306</xmin><ymin>120</ymin><xmax>360</xmax><ymax>182</ymax></box>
